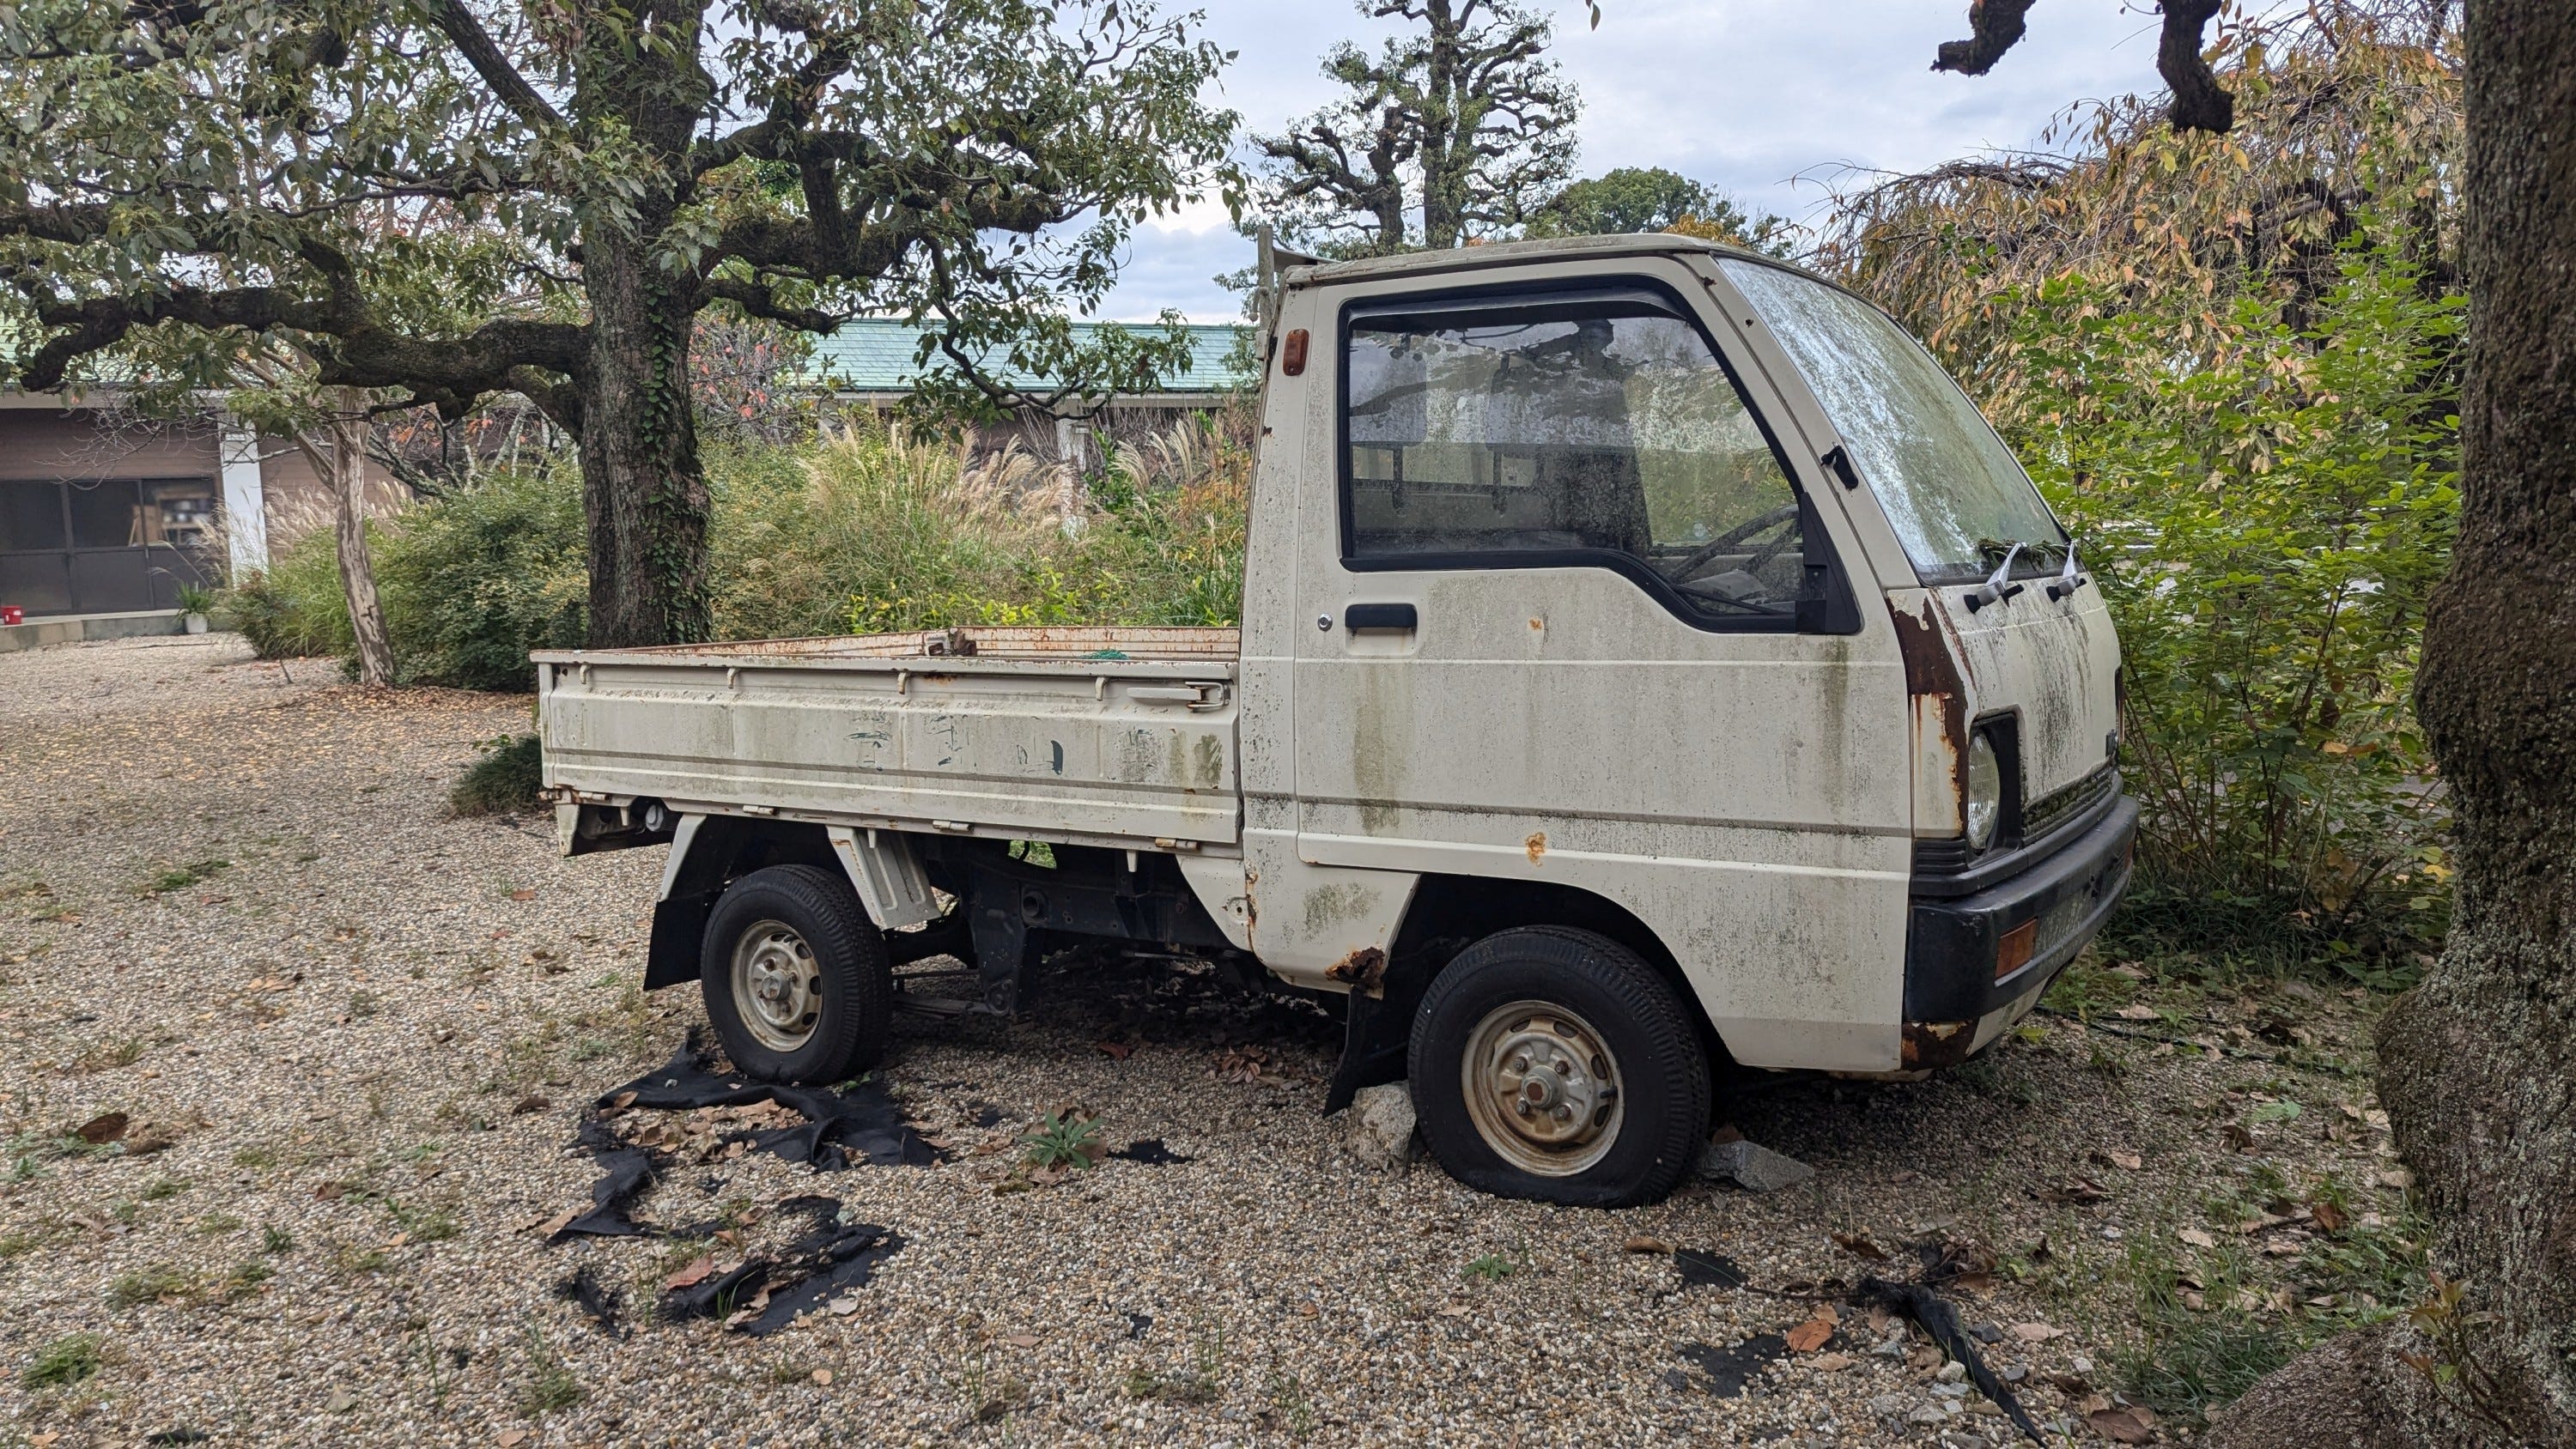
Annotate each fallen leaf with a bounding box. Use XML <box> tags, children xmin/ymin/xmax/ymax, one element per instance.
<box><xmin>1784</xmin><ymin>1305</ymin><xmax>1838</xmax><ymax>1353</ymax></box>
<box><xmin>2092</xmin><ymin>1149</ymin><xmax>2144</xmax><ymax>1172</ymax></box>
<box><xmin>2178</xmin><ymin>1228</ymin><xmax>2218</xmax><ymax>1249</ymax></box>
<box><xmin>512</xmin><ymin>1095</ymin><xmax>551</xmax><ymax>1115</ymax></box>
<box><xmin>313</xmin><ymin>1181</ymin><xmax>348</xmax><ymax>1202</ymax></box>
<box><xmin>2310</xmin><ymin>1198</ymin><xmax>2348</xmax><ymax>1234</ymax></box>
<box><xmin>811</xmin><ymin>1368</ymin><xmax>835</xmax><ymax>1386</ymax></box>
<box><xmin>2090</xmin><ymin>1406</ymin><xmax>2158</xmax><ymax>1443</ymax></box>
<box><xmin>1810</xmin><ymin>1352</ymin><xmax>1854</xmax><ymax>1372</ymax></box>
<box><xmin>2379</xmin><ymin>1167</ymin><xmax>2415</xmax><ymax>1191</ymax></box>
<box><xmin>1437</xmin><ymin>1305</ymin><xmax>1469</xmax><ymax>1317</ymax></box>
<box><xmin>1003</xmin><ymin>1334</ymin><xmax>1039</xmax><ymax>1349</ymax></box>
<box><xmin>75</xmin><ymin>1111</ymin><xmax>129</xmax><ymax>1144</ymax></box>
<box><xmin>538</xmin><ymin>1209</ymin><xmax>579</xmax><ymax>1237</ymax></box>
<box><xmin>1092</xmin><ymin>1040</ymin><xmax>1132</xmax><ymax>1061</ymax></box>
<box><xmin>2115</xmin><ymin>1003</ymin><xmax>2160</xmax><ymax>1021</ymax></box>
<box><xmin>324</xmin><ymin>1387</ymin><xmax>355</xmax><ymax>1413</ymax></box>
<box><xmin>828</xmin><ymin>1295</ymin><xmax>862</xmax><ymax>1316</ymax></box>
<box><xmin>2010</xmin><ymin>1321</ymin><xmax>2062</xmax><ymax>1343</ymax></box>
<box><xmin>1622</xmin><ymin>1234</ymin><xmax>1673</xmax><ymax>1254</ymax></box>
<box><xmin>663</xmin><ymin>1255</ymin><xmax>714</xmax><ymax>1291</ymax></box>
<box><xmin>496</xmin><ymin>1432</ymin><xmax>528</xmax><ymax>1448</ymax></box>
<box><xmin>1831</xmin><ymin>1231</ymin><xmax>1888</xmax><ymax>1261</ymax></box>
<box><xmin>1707</xmin><ymin>1122</ymin><xmax>1745</xmax><ymax>1145</ymax></box>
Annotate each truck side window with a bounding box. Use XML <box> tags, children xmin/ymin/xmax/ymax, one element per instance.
<box><xmin>1344</xmin><ymin>287</ymin><xmax>1813</xmax><ymax>625</ymax></box>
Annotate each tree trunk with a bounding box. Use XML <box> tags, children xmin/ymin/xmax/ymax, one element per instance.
<box><xmin>2209</xmin><ymin>1</ymin><xmax>2576</xmax><ymax>1443</ymax></box>
<box><xmin>1419</xmin><ymin>0</ymin><xmax>1465</xmax><ymax>249</ymax></box>
<box><xmin>577</xmin><ymin>227</ymin><xmax>711</xmax><ymax>649</ymax></box>
<box><xmin>321</xmin><ymin>388</ymin><xmax>393</xmax><ymax>687</ymax></box>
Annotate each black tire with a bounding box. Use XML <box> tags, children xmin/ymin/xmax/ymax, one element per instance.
<box><xmin>700</xmin><ymin>864</ymin><xmax>890</xmax><ymax>1083</ymax></box>
<box><xmin>1407</xmin><ymin>925</ymin><xmax>1710</xmax><ymax>1208</ymax></box>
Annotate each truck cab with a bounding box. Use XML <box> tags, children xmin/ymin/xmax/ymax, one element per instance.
<box><xmin>537</xmin><ymin>234</ymin><xmax>2134</xmax><ymax>1209</ymax></box>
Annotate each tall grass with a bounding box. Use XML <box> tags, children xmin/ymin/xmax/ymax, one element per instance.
<box><xmin>220</xmin><ymin>406</ymin><xmax>1255</xmax><ymax>689</ymax></box>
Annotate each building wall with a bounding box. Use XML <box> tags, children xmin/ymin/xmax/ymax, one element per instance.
<box><xmin>251</xmin><ymin>432</ymin><xmax>410</xmax><ymax>547</ymax></box>
<box><xmin>0</xmin><ymin>407</ymin><xmax>223</xmax><ymax>615</ymax></box>
<box><xmin>0</xmin><ymin>402</ymin><xmax>414</xmax><ymax>615</ymax></box>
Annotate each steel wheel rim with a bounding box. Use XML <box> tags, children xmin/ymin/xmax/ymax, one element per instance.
<box><xmin>1460</xmin><ymin>998</ymin><xmax>1624</xmax><ymax>1177</ymax></box>
<box><xmin>730</xmin><ymin>919</ymin><xmax>823</xmax><ymax>1053</ymax></box>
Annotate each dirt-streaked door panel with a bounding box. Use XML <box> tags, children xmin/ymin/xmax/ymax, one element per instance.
<box><xmin>1290</xmin><ymin>264</ymin><xmax>1914</xmax><ymax>1070</ymax></box>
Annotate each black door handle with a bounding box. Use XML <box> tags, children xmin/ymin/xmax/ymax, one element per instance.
<box><xmin>1343</xmin><ymin>602</ymin><xmax>1418</xmax><ymax>632</ymax></box>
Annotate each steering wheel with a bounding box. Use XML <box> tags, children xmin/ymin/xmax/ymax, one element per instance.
<box><xmin>1664</xmin><ymin>505</ymin><xmax>1801</xmax><ymax>586</ymax></box>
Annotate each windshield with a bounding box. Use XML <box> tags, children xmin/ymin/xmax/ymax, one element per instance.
<box><xmin>1719</xmin><ymin>259</ymin><xmax>2065</xmax><ymax>584</ymax></box>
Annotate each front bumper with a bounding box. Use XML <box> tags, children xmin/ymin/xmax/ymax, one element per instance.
<box><xmin>1900</xmin><ymin>794</ymin><xmax>2139</xmax><ymax>1068</ymax></box>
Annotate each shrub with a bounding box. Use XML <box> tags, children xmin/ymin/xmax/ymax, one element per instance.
<box><xmin>218</xmin><ymin>406</ymin><xmax>1253</xmax><ymax>690</ymax></box>
<box><xmin>2002</xmin><ymin>229</ymin><xmax>2459</xmax><ymax>964</ymax></box>
<box><xmin>450</xmin><ymin>734</ymin><xmax>544</xmax><ymax>815</ymax></box>
<box><xmin>374</xmin><ymin>464</ymin><xmax>587</xmax><ymax>690</ymax></box>
<box><xmin>218</xmin><ymin>527</ymin><xmax>352</xmax><ymax>659</ymax></box>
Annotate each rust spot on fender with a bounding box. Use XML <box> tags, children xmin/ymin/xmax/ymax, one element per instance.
<box><xmin>1324</xmin><ymin>945</ymin><xmax>1387</xmax><ymax>993</ymax></box>
<box><xmin>1901</xmin><ymin>1020</ymin><xmax>1977</xmax><ymax>1070</ymax></box>
<box><xmin>1893</xmin><ymin>599</ymin><xmax>1972</xmax><ymax>802</ymax></box>
<box><xmin>1525</xmin><ymin>831</ymin><xmax>1547</xmax><ymax>864</ymax></box>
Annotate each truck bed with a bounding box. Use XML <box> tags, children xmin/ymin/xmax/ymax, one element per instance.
<box><xmin>534</xmin><ymin>626</ymin><xmax>1243</xmax><ymax>849</ymax></box>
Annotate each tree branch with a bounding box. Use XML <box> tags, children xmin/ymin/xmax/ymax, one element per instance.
<box><xmin>2158</xmin><ymin>0</ymin><xmax>2236</xmax><ymax>133</ymax></box>
<box><xmin>696</xmin><ymin>274</ymin><xmax>843</xmax><ymax>332</ymax></box>
<box><xmin>418</xmin><ymin>0</ymin><xmax>566</xmax><ymax>134</ymax></box>
<box><xmin>1932</xmin><ymin>0</ymin><xmax>2037</xmax><ymax>76</ymax></box>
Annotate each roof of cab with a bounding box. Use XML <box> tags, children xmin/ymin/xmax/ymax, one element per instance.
<box><xmin>1280</xmin><ymin>232</ymin><xmax>1812</xmax><ymax>289</ymax></box>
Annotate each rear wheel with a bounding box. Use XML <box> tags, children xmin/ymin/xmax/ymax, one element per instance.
<box><xmin>1408</xmin><ymin>926</ymin><xmax>1710</xmax><ymax>1207</ymax></box>
<box><xmin>700</xmin><ymin>864</ymin><xmax>890</xmax><ymax>1082</ymax></box>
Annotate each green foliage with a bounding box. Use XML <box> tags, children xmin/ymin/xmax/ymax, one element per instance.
<box><xmin>374</xmin><ymin>464</ymin><xmax>587</xmax><ymax>690</ymax></box>
<box><xmin>715</xmin><ymin>412</ymin><xmax>1250</xmax><ymax>640</ymax></box>
<box><xmin>106</xmin><ymin>1264</ymin><xmax>197</xmax><ymax>1308</ymax></box>
<box><xmin>2003</xmin><ymin>229</ymin><xmax>2459</xmax><ymax>961</ymax></box>
<box><xmin>21</xmin><ymin>1332</ymin><xmax>103</xmax><ymax>1391</ymax></box>
<box><xmin>2120</xmin><ymin>1175</ymin><xmax>2427</xmax><ymax>1424</ymax></box>
<box><xmin>222</xmin><ymin>531</ymin><xmax>355</xmax><ymax>660</ymax></box>
<box><xmin>518</xmin><ymin>1318</ymin><xmax>585</xmax><ymax>1415</ymax></box>
<box><xmin>217</xmin><ymin>464</ymin><xmax>582</xmax><ymax>689</ymax></box>
<box><xmin>1528</xmin><ymin>167</ymin><xmax>1795</xmax><ymax>255</ymax></box>
<box><xmin>143</xmin><ymin>858</ymin><xmax>230</xmax><ymax>894</ymax></box>
<box><xmin>450</xmin><ymin>735</ymin><xmax>544</xmax><ymax>816</ymax></box>
<box><xmin>222</xmin><ymin>409</ymin><xmax>1253</xmax><ymax>688</ymax></box>
<box><xmin>174</xmin><ymin>582</ymin><xmax>217</xmax><ymax>615</ymax></box>
<box><xmin>1018</xmin><ymin>1111</ymin><xmax>1106</xmax><ymax>1171</ymax></box>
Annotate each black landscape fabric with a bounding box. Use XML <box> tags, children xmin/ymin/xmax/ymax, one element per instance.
<box><xmin>603</xmin><ymin>1042</ymin><xmax>945</xmax><ymax>1169</ymax></box>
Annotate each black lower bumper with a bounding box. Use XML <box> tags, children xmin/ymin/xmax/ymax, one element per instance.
<box><xmin>1901</xmin><ymin>795</ymin><xmax>2138</xmax><ymax>1064</ymax></box>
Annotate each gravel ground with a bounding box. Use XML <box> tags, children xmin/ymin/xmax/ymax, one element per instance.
<box><xmin>0</xmin><ymin>636</ymin><xmax>2415</xmax><ymax>1448</ymax></box>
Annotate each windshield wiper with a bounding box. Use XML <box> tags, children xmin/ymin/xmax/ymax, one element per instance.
<box><xmin>2045</xmin><ymin>539</ymin><xmax>2089</xmax><ymax>601</ymax></box>
<box><xmin>1963</xmin><ymin>543</ymin><xmax>2026</xmax><ymax>613</ymax></box>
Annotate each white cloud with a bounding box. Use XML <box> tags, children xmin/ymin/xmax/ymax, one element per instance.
<box><xmin>1096</xmin><ymin>0</ymin><xmax>2169</xmax><ymax>319</ymax></box>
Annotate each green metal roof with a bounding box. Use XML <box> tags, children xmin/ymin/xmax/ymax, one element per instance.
<box><xmin>800</xmin><ymin>318</ymin><xmax>1248</xmax><ymax>395</ymax></box>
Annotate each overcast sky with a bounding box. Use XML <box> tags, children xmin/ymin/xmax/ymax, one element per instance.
<box><xmin>1097</xmin><ymin>0</ymin><xmax>2171</xmax><ymax>319</ymax></box>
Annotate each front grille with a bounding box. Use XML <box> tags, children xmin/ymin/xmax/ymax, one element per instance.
<box><xmin>2024</xmin><ymin>764</ymin><xmax>2118</xmax><ymax>847</ymax></box>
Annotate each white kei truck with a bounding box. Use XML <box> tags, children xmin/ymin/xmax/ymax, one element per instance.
<box><xmin>536</xmin><ymin>234</ymin><xmax>2136</xmax><ymax>1208</ymax></box>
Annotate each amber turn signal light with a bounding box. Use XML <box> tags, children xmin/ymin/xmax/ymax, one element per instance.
<box><xmin>1996</xmin><ymin>919</ymin><xmax>2038</xmax><ymax>979</ymax></box>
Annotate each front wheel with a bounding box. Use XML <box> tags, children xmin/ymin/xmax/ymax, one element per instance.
<box><xmin>1407</xmin><ymin>926</ymin><xmax>1710</xmax><ymax>1207</ymax></box>
<box><xmin>700</xmin><ymin>864</ymin><xmax>890</xmax><ymax>1083</ymax></box>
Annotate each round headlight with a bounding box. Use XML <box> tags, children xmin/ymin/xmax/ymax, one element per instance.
<box><xmin>1965</xmin><ymin>732</ymin><xmax>2003</xmax><ymax>852</ymax></box>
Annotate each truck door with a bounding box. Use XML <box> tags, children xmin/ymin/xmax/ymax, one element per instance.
<box><xmin>1286</xmin><ymin>264</ymin><xmax>1917</xmax><ymax>1071</ymax></box>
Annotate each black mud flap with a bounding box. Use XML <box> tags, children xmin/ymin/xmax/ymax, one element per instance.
<box><xmin>1323</xmin><ymin>991</ymin><xmax>1410</xmax><ymax>1113</ymax></box>
<box><xmin>645</xmin><ymin>892</ymin><xmax>716</xmax><ymax>991</ymax></box>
